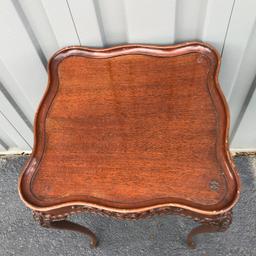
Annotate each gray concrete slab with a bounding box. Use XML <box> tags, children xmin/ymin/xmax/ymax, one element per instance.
<box><xmin>0</xmin><ymin>155</ymin><xmax>255</xmax><ymax>256</ymax></box>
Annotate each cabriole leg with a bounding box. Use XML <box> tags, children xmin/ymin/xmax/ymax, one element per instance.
<box><xmin>187</xmin><ymin>211</ymin><xmax>232</xmax><ymax>249</ymax></box>
<box><xmin>33</xmin><ymin>211</ymin><xmax>98</xmax><ymax>248</ymax></box>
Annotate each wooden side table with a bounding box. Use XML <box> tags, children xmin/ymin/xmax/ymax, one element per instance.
<box><xmin>18</xmin><ymin>42</ymin><xmax>240</xmax><ymax>249</ymax></box>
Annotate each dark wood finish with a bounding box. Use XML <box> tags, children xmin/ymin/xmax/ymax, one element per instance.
<box><xmin>18</xmin><ymin>42</ymin><xmax>240</xmax><ymax>249</ymax></box>
<box><xmin>187</xmin><ymin>210</ymin><xmax>232</xmax><ymax>248</ymax></box>
<box><xmin>33</xmin><ymin>211</ymin><xmax>97</xmax><ymax>247</ymax></box>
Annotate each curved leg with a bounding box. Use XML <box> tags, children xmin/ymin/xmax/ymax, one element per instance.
<box><xmin>187</xmin><ymin>223</ymin><xmax>221</xmax><ymax>249</ymax></box>
<box><xmin>44</xmin><ymin>220</ymin><xmax>98</xmax><ymax>248</ymax></box>
<box><xmin>33</xmin><ymin>212</ymin><xmax>98</xmax><ymax>248</ymax></box>
<box><xmin>187</xmin><ymin>211</ymin><xmax>232</xmax><ymax>249</ymax></box>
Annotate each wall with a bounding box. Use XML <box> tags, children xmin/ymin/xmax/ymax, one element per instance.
<box><xmin>0</xmin><ymin>0</ymin><xmax>255</xmax><ymax>153</ymax></box>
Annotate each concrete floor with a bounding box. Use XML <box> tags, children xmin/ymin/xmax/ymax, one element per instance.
<box><xmin>0</xmin><ymin>154</ymin><xmax>255</xmax><ymax>256</ymax></box>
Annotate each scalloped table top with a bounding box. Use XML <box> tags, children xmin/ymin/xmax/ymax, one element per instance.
<box><xmin>19</xmin><ymin>42</ymin><xmax>240</xmax><ymax>216</ymax></box>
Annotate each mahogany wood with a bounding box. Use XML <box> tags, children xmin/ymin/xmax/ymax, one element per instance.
<box><xmin>18</xmin><ymin>42</ymin><xmax>240</xmax><ymax>249</ymax></box>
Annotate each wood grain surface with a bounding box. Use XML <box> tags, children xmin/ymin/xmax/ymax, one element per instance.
<box><xmin>18</xmin><ymin>42</ymin><xmax>240</xmax><ymax>216</ymax></box>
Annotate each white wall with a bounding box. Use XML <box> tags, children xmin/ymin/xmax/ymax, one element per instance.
<box><xmin>0</xmin><ymin>0</ymin><xmax>255</xmax><ymax>153</ymax></box>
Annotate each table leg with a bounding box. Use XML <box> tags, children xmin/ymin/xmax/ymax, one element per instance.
<box><xmin>187</xmin><ymin>211</ymin><xmax>232</xmax><ymax>249</ymax></box>
<box><xmin>33</xmin><ymin>212</ymin><xmax>98</xmax><ymax>248</ymax></box>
